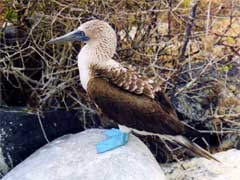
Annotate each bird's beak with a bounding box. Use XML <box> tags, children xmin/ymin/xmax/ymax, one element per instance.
<box><xmin>48</xmin><ymin>29</ymin><xmax>89</xmax><ymax>44</ymax></box>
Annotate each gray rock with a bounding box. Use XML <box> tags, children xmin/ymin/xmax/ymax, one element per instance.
<box><xmin>2</xmin><ymin>129</ymin><xmax>166</xmax><ymax>180</ymax></box>
<box><xmin>0</xmin><ymin>148</ymin><xmax>9</xmax><ymax>177</ymax></box>
<box><xmin>162</xmin><ymin>149</ymin><xmax>240</xmax><ymax>180</ymax></box>
<box><xmin>0</xmin><ymin>107</ymin><xmax>87</xmax><ymax>175</ymax></box>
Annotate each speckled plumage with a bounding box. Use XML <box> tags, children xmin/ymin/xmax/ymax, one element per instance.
<box><xmin>90</xmin><ymin>65</ymin><xmax>156</xmax><ymax>99</ymax></box>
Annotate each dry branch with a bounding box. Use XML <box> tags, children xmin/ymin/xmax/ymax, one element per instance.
<box><xmin>178</xmin><ymin>0</ymin><xmax>199</xmax><ymax>62</ymax></box>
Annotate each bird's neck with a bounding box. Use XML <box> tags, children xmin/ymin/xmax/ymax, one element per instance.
<box><xmin>77</xmin><ymin>43</ymin><xmax>120</xmax><ymax>91</ymax></box>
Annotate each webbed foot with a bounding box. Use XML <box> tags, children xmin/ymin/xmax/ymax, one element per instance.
<box><xmin>96</xmin><ymin>128</ymin><xmax>129</xmax><ymax>153</ymax></box>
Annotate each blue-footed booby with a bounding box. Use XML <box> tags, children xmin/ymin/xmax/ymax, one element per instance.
<box><xmin>49</xmin><ymin>20</ymin><xmax>219</xmax><ymax>162</ymax></box>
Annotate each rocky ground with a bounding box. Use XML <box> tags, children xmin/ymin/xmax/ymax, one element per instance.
<box><xmin>1</xmin><ymin>129</ymin><xmax>166</xmax><ymax>180</ymax></box>
<box><xmin>162</xmin><ymin>149</ymin><xmax>240</xmax><ymax>180</ymax></box>
<box><xmin>1</xmin><ymin>129</ymin><xmax>240</xmax><ymax>180</ymax></box>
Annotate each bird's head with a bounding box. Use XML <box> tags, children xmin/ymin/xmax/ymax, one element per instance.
<box><xmin>49</xmin><ymin>20</ymin><xmax>117</xmax><ymax>58</ymax></box>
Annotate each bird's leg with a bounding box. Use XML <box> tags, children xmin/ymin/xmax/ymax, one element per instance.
<box><xmin>118</xmin><ymin>124</ymin><xmax>132</xmax><ymax>133</ymax></box>
<box><xmin>96</xmin><ymin>125</ymin><xmax>129</xmax><ymax>153</ymax></box>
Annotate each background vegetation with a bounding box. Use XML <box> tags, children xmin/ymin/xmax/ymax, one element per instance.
<box><xmin>0</xmin><ymin>0</ymin><xmax>239</xmax><ymax>162</ymax></box>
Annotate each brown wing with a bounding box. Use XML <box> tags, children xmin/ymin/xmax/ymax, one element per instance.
<box><xmin>91</xmin><ymin>65</ymin><xmax>156</xmax><ymax>98</ymax></box>
<box><xmin>87</xmin><ymin>77</ymin><xmax>200</xmax><ymax>136</ymax></box>
<box><xmin>91</xmin><ymin>65</ymin><xmax>178</xmax><ymax>119</ymax></box>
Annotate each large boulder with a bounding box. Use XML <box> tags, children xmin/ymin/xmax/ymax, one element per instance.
<box><xmin>2</xmin><ymin>129</ymin><xmax>166</xmax><ymax>180</ymax></box>
<box><xmin>162</xmin><ymin>149</ymin><xmax>240</xmax><ymax>180</ymax></box>
<box><xmin>0</xmin><ymin>107</ymin><xmax>100</xmax><ymax>176</ymax></box>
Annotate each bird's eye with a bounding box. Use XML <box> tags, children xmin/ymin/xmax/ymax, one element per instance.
<box><xmin>77</xmin><ymin>31</ymin><xmax>85</xmax><ymax>37</ymax></box>
<box><xmin>75</xmin><ymin>30</ymin><xmax>90</xmax><ymax>41</ymax></box>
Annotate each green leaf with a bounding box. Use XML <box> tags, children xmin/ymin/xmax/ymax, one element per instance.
<box><xmin>5</xmin><ymin>9</ymin><xmax>18</xmax><ymax>21</ymax></box>
<box><xmin>220</xmin><ymin>64</ymin><xmax>233</xmax><ymax>73</ymax></box>
<box><xmin>182</xmin><ymin>0</ymin><xmax>190</xmax><ymax>7</ymax></box>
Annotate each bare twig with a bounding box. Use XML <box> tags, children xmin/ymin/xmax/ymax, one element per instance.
<box><xmin>178</xmin><ymin>0</ymin><xmax>199</xmax><ymax>62</ymax></box>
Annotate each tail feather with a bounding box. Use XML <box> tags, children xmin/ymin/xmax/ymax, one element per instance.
<box><xmin>129</xmin><ymin>128</ymin><xmax>220</xmax><ymax>162</ymax></box>
<box><xmin>169</xmin><ymin>135</ymin><xmax>220</xmax><ymax>162</ymax></box>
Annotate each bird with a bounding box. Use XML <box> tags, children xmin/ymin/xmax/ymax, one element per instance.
<box><xmin>49</xmin><ymin>19</ymin><xmax>219</xmax><ymax>162</ymax></box>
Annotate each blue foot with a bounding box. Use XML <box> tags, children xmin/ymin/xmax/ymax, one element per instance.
<box><xmin>96</xmin><ymin>128</ymin><xmax>129</xmax><ymax>153</ymax></box>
